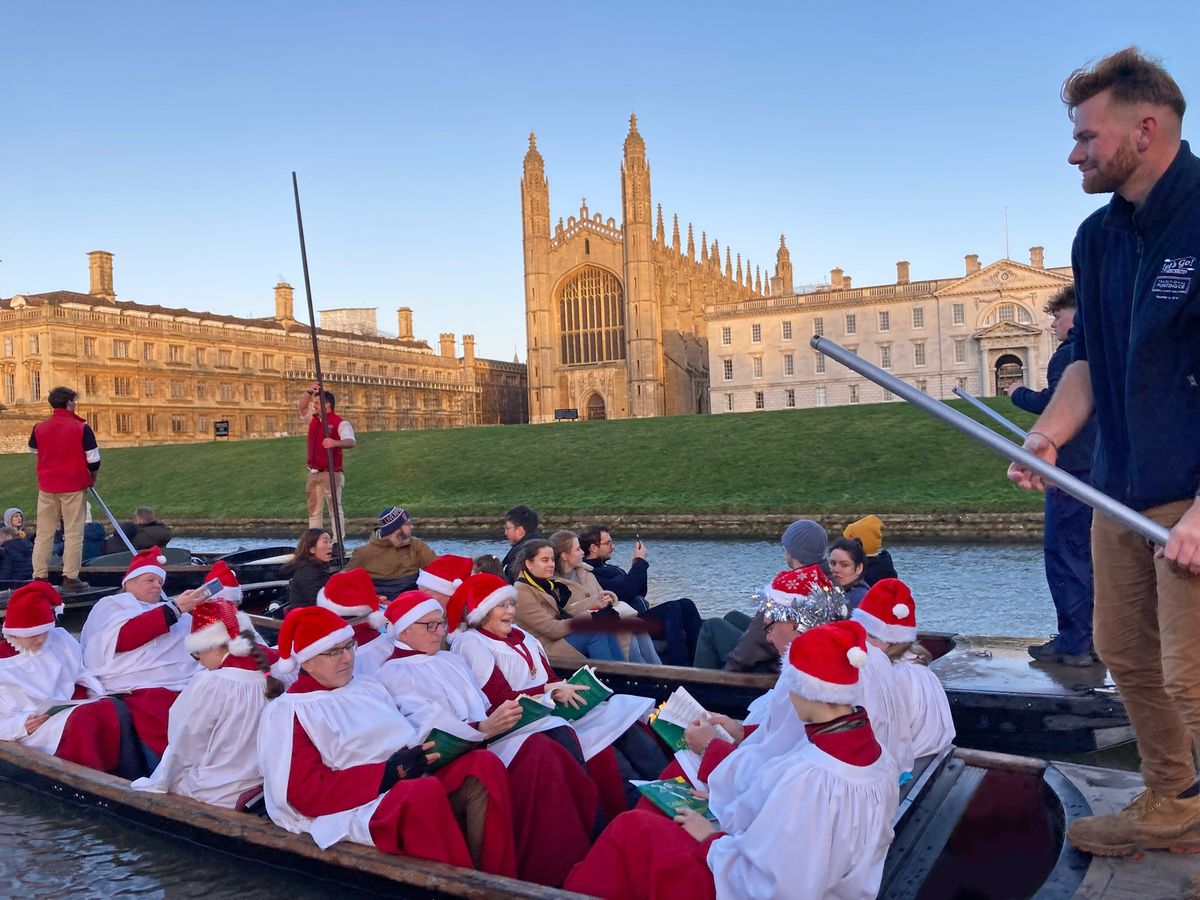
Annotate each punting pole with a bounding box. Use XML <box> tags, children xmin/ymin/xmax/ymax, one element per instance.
<box><xmin>291</xmin><ymin>172</ymin><xmax>345</xmax><ymax>568</ymax></box>
<box><xmin>952</xmin><ymin>386</ymin><xmax>1027</xmax><ymax>440</ymax></box>
<box><xmin>810</xmin><ymin>336</ymin><xmax>1171</xmax><ymax>546</ymax></box>
<box><xmin>88</xmin><ymin>486</ymin><xmax>171</xmax><ymax>602</ymax></box>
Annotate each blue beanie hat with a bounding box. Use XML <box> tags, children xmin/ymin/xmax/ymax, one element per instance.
<box><xmin>781</xmin><ymin>520</ymin><xmax>828</xmax><ymax>566</ymax></box>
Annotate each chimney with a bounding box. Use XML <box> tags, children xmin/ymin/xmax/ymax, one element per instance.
<box><xmin>830</xmin><ymin>267</ymin><xmax>844</xmax><ymax>290</ymax></box>
<box><xmin>843</xmin><ymin>275</ymin><xmax>852</xmax><ymax>290</ymax></box>
<box><xmin>274</xmin><ymin>282</ymin><xmax>294</xmax><ymax>321</ymax></box>
<box><xmin>87</xmin><ymin>250</ymin><xmax>115</xmax><ymax>302</ymax></box>
<box><xmin>1029</xmin><ymin>245</ymin><xmax>1045</xmax><ymax>269</ymax></box>
<box><xmin>965</xmin><ymin>254</ymin><xmax>980</xmax><ymax>275</ymax></box>
<box><xmin>896</xmin><ymin>260</ymin><xmax>910</xmax><ymax>284</ymax></box>
<box><xmin>462</xmin><ymin>334</ymin><xmax>476</xmax><ymax>366</ymax></box>
<box><xmin>439</xmin><ymin>332</ymin><xmax>456</xmax><ymax>358</ymax></box>
<box><xmin>397</xmin><ymin>307</ymin><xmax>414</xmax><ymax>340</ymax></box>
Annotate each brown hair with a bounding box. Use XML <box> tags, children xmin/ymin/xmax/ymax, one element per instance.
<box><xmin>884</xmin><ymin>640</ymin><xmax>914</xmax><ymax>662</ymax></box>
<box><xmin>1062</xmin><ymin>47</ymin><xmax>1186</xmax><ymax>120</ymax></box>
<box><xmin>1043</xmin><ymin>285</ymin><xmax>1077</xmax><ymax>316</ymax></box>
<box><xmin>549</xmin><ymin>530</ymin><xmax>579</xmax><ymax>574</ymax></box>
<box><xmin>242</xmin><ymin>630</ymin><xmax>286</xmax><ymax>699</ymax></box>
<box><xmin>292</xmin><ymin>528</ymin><xmax>330</xmax><ymax>563</ymax></box>
<box><xmin>515</xmin><ymin>538</ymin><xmax>554</xmax><ymax>574</ymax></box>
<box><xmin>472</xmin><ymin>554</ymin><xmax>503</xmax><ymax>576</ymax></box>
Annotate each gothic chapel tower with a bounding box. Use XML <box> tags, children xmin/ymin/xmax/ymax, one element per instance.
<box><xmin>620</xmin><ymin>115</ymin><xmax>665</xmax><ymax>417</ymax></box>
<box><xmin>520</xmin><ymin>133</ymin><xmax>556</xmax><ymax>422</ymax></box>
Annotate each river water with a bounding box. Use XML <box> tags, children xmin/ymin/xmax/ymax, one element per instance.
<box><xmin>1</xmin><ymin>536</ymin><xmax>1057</xmax><ymax>896</ymax></box>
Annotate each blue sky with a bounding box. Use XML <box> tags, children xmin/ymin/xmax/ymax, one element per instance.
<box><xmin>3</xmin><ymin>2</ymin><xmax>1197</xmax><ymax>361</ymax></box>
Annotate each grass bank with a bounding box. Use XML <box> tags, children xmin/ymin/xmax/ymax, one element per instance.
<box><xmin>0</xmin><ymin>398</ymin><xmax>1042</xmax><ymax>522</ymax></box>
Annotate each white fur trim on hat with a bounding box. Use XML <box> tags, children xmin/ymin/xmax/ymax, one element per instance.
<box><xmin>466</xmin><ymin>584</ymin><xmax>517</xmax><ymax>626</ymax></box>
<box><xmin>290</xmin><ymin>623</ymin><xmax>354</xmax><ymax>667</ymax></box>
<box><xmin>2</xmin><ymin>621</ymin><xmax>55</xmax><ymax>638</ymax></box>
<box><xmin>786</xmin><ymin>666</ymin><xmax>861</xmax><ymax>705</ymax></box>
<box><xmin>236</xmin><ymin>612</ymin><xmax>254</xmax><ymax>634</ymax></box>
<box><xmin>186</xmin><ymin>621</ymin><xmax>235</xmax><ymax>655</ymax></box>
<box><xmin>227</xmin><ymin>636</ymin><xmax>253</xmax><ymax>657</ymax></box>
<box><xmin>316</xmin><ymin>588</ymin><xmax>383</xmax><ymax>628</ymax></box>
<box><xmin>214</xmin><ymin>585</ymin><xmax>244</xmax><ymax>605</ymax></box>
<box><xmin>389</xmin><ymin>598</ymin><xmax>443</xmax><ymax>636</ymax></box>
<box><xmin>123</xmin><ymin>562</ymin><xmax>167</xmax><ymax>584</ymax></box>
<box><xmin>416</xmin><ymin>570</ymin><xmax>462</xmax><ymax>597</ymax></box>
<box><xmin>851</xmin><ymin>608</ymin><xmax>918</xmax><ymax>644</ymax></box>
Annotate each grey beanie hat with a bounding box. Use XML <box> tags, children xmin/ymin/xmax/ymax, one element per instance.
<box><xmin>781</xmin><ymin>519</ymin><xmax>828</xmax><ymax>566</ymax></box>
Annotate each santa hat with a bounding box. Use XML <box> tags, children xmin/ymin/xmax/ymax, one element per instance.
<box><xmin>385</xmin><ymin>590</ymin><xmax>443</xmax><ymax>636</ymax></box>
<box><xmin>456</xmin><ymin>573</ymin><xmax>517</xmax><ymax>628</ymax></box>
<box><xmin>2</xmin><ymin>581</ymin><xmax>64</xmax><ymax>637</ymax></box>
<box><xmin>272</xmin><ymin>606</ymin><xmax>354</xmax><ymax>676</ymax></box>
<box><xmin>205</xmin><ymin>560</ymin><xmax>243</xmax><ymax>605</ymax></box>
<box><xmin>416</xmin><ymin>554</ymin><xmax>472</xmax><ymax>597</ymax></box>
<box><xmin>316</xmin><ymin>568</ymin><xmax>386</xmax><ymax>628</ymax></box>
<box><xmin>185</xmin><ymin>599</ymin><xmax>253</xmax><ymax>656</ymax></box>
<box><xmin>787</xmin><ymin>620</ymin><xmax>870</xmax><ymax>705</ymax></box>
<box><xmin>852</xmin><ymin>578</ymin><xmax>918</xmax><ymax>644</ymax></box>
<box><xmin>123</xmin><ymin>546</ymin><xmax>167</xmax><ymax>584</ymax></box>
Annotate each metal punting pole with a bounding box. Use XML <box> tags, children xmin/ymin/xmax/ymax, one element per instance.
<box><xmin>89</xmin><ymin>486</ymin><xmax>172</xmax><ymax>602</ymax></box>
<box><xmin>810</xmin><ymin>336</ymin><xmax>1171</xmax><ymax>546</ymax></box>
<box><xmin>952</xmin><ymin>386</ymin><xmax>1028</xmax><ymax>440</ymax></box>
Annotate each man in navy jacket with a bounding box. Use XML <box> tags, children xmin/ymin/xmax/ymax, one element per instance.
<box><xmin>1009</xmin><ymin>286</ymin><xmax>1098</xmax><ymax>665</ymax></box>
<box><xmin>1009</xmin><ymin>48</ymin><xmax>1200</xmax><ymax>858</ymax></box>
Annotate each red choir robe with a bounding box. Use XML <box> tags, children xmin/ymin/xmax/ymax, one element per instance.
<box><xmin>80</xmin><ymin>592</ymin><xmax>199</xmax><ymax>756</ymax></box>
<box><xmin>566</xmin><ymin>709</ymin><xmax>899</xmax><ymax>900</ymax></box>
<box><xmin>374</xmin><ymin>642</ymin><xmax>600</xmax><ymax>885</ymax></box>
<box><xmin>0</xmin><ymin>631</ymin><xmax>122</xmax><ymax>772</ymax></box>
<box><xmin>258</xmin><ymin>671</ymin><xmax>514</xmax><ymax>874</ymax></box>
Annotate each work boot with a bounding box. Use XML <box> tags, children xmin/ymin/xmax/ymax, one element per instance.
<box><xmin>1028</xmin><ymin>637</ymin><xmax>1063</xmax><ymax>662</ymax></box>
<box><xmin>1067</xmin><ymin>788</ymin><xmax>1200</xmax><ymax>856</ymax></box>
<box><xmin>1061</xmin><ymin>652</ymin><xmax>1101</xmax><ymax>668</ymax></box>
<box><xmin>60</xmin><ymin>577</ymin><xmax>91</xmax><ymax>594</ymax></box>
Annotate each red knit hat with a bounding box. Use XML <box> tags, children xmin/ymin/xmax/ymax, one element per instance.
<box><xmin>316</xmin><ymin>568</ymin><xmax>386</xmax><ymax>628</ymax></box>
<box><xmin>852</xmin><ymin>578</ymin><xmax>918</xmax><ymax>644</ymax></box>
<box><xmin>205</xmin><ymin>560</ymin><xmax>242</xmax><ymax>605</ymax></box>
<box><xmin>787</xmin><ymin>620</ymin><xmax>869</xmax><ymax>705</ymax></box>
<box><xmin>186</xmin><ymin>599</ymin><xmax>253</xmax><ymax>656</ymax></box>
<box><xmin>273</xmin><ymin>606</ymin><xmax>353</xmax><ymax>675</ymax></box>
<box><xmin>385</xmin><ymin>590</ymin><xmax>443</xmax><ymax>636</ymax></box>
<box><xmin>2</xmin><ymin>581</ymin><xmax>63</xmax><ymax>637</ymax></box>
<box><xmin>123</xmin><ymin>546</ymin><xmax>167</xmax><ymax>584</ymax></box>
<box><xmin>417</xmin><ymin>554</ymin><xmax>473</xmax><ymax>598</ymax></box>
<box><xmin>456</xmin><ymin>573</ymin><xmax>517</xmax><ymax>628</ymax></box>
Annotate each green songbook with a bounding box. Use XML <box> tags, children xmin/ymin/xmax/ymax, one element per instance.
<box><xmin>636</xmin><ymin>777</ymin><xmax>714</xmax><ymax>820</ymax></box>
<box><xmin>552</xmin><ymin>665</ymin><xmax>613</xmax><ymax>722</ymax></box>
<box><xmin>425</xmin><ymin>727</ymin><xmax>481</xmax><ymax>772</ymax></box>
<box><xmin>650</xmin><ymin>716</ymin><xmax>688</xmax><ymax>751</ymax></box>
<box><xmin>493</xmin><ymin>695</ymin><xmax>556</xmax><ymax>738</ymax></box>
<box><xmin>43</xmin><ymin>703</ymin><xmax>79</xmax><ymax>718</ymax></box>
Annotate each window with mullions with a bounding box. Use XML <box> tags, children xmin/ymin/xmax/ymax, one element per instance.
<box><xmin>558</xmin><ymin>267</ymin><xmax>626</xmax><ymax>365</ymax></box>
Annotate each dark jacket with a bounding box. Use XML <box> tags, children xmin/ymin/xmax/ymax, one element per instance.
<box><xmin>282</xmin><ymin>558</ymin><xmax>331</xmax><ymax>608</ymax></box>
<box><xmin>1010</xmin><ymin>330</ymin><xmax>1097</xmax><ymax>475</ymax></box>
<box><xmin>1072</xmin><ymin>141</ymin><xmax>1200</xmax><ymax>509</ymax></box>
<box><xmin>0</xmin><ymin>537</ymin><xmax>34</xmax><ymax>582</ymax></box>
<box><xmin>104</xmin><ymin>521</ymin><xmax>174</xmax><ymax>555</ymax></box>
<box><xmin>862</xmin><ymin>550</ymin><xmax>898</xmax><ymax>587</ymax></box>
<box><xmin>724</xmin><ymin>609</ymin><xmax>779</xmax><ymax>674</ymax></box>
<box><xmin>583</xmin><ymin>556</ymin><xmax>650</xmax><ymax>612</ymax></box>
<box><xmin>501</xmin><ymin>532</ymin><xmax>543</xmax><ymax>583</ymax></box>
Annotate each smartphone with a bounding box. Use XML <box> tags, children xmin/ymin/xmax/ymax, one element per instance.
<box><xmin>196</xmin><ymin>577</ymin><xmax>224</xmax><ymax>601</ymax></box>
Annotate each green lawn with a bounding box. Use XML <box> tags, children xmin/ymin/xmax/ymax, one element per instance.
<box><xmin>0</xmin><ymin>399</ymin><xmax>1043</xmax><ymax>521</ymax></box>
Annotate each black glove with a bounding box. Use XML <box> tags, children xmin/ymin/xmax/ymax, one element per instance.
<box><xmin>378</xmin><ymin>745</ymin><xmax>430</xmax><ymax>793</ymax></box>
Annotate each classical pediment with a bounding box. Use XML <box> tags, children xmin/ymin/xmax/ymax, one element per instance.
<box><xmin>936</xmin><ymin>260</ymin><xmax>1071</xmax><ymax>297</ymax></box>
<box><xmin>971</xmin><ymin>321</ymin><xmax>1044</xmax><ymax>340</ymax></box>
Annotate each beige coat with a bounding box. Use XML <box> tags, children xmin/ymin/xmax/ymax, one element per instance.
<box><xmin>512</xmin><ymin>579</ymin><xmax>585</xmax><ymax>661</ymax></box>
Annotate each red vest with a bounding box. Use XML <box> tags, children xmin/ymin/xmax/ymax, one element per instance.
<box><xmin>33</xmin><ymin>409</ymin><xmax>93</xmax><ymax>492</ymax></box>
<box><xmin>307</xmin><ymin>412</ymin><xmax>345</xmax><ymax>472</ymax></box>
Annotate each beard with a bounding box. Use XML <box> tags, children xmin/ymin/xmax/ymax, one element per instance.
<box><xmin>1082</xmin><ymin>136</ymin><xmax>1140</xmax><ymax>195</ymax></box>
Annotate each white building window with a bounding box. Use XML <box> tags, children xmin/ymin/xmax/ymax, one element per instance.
<box><xmin>956</xmin><ymin>376</ymin><xmax>968</xmax><ymax>389</ymax></box>
<box><xmin>813</xmin><ymin>317</ymin><xmax>824</xmax><ymax>337</ymax></box>
<box><xmin>786</xmin><ymin>388</ymin><xmax>796</xmax><ymax>408</ymax></box>
<box><xmin>845</xmin><ymin>314</ymin><xmax>857</xmax><ymax>335</ymax></box>
<box><xmin>912</xmin><ymin>307</ymin><xmax>925</xmax><ymax>329</ymax></box>
<box><xmin>815</xmin><ymin>387</ymin><xmax>826</xmax><ymax>407</ymax></box>
<box><xmin>782</xmin><ymin>321</ymin><xmax>793</xmax><ymax>341</ymax></box>
<box><xmin>754</xmin><ymin>391</ymin><xmax>765</xmax><ymax>410</ymax></box>
<box><xmin>914</xmin><ymin>341</ymin><xmax>926</xmax><ymax>367</ymax></box>
<box><xmin>954</xmin><ymin>338</ymin><xmax>966</xmax><ymax>363</ymax></box>
<box><xmin>849</xmin><ymin>385</ymin><xmax>859</xmax><ymax>404</ymax></box>
<box><xmin>721</xmin><ymin>326</ymin><xmax>731</xmax><ymax>346</ymax></box>
<box><xmin>880</xmin><ymin>345</ymin><xmax>892</xmax><ymax>369</ymax></box>
<box><xmin>952</xmin><ymin>303</ymin><xmax>965</xmax><ymax>325</ymax></box>
<box><xmin>815</xmin><ymin>352</ymin><xmax>825</xmax><ymax>374</ymax></box>
<box><xmin>725</xmin><ymin>393</ymin><xmax>734</xmax><ymax>411</ymax></box>
<box><xmin>752</xmin><ymin>356</ymin><xmax>763</xmax><ymax>379</ymax></box>
<box><xmin>723</xmin><ymin>359</ymin><xmax>733</xmax><ymax>381</ymax></box>
<box><xmin>917</xmin><ymin>379</ymin><xmax>928</xmax><ymax>392</ymax></box>
<box><xmin>783</xmin><ymin>353</ymin><xmax>794</xmax><ymax>376</ymax></box>
<box><xmin>751</xmin><ymin>323</ymin><xmax>762</xmax><ymax>343</ymax></box>
<box><xmin>883</xmin><ymin>389</ymin><xmax>894</xmax><ymax>401</ymax></box>
<box><xmin>879</xmin><ymin>311</ymin><xmax>890</xmax><ymax>332</ymax></box>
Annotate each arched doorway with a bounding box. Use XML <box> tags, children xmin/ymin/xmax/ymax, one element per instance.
<box><xmin>585</xmin><ymin>392</ymin><xmax>607</xmax><ymax>421</ymax></box>
<box><xmin>994</xmin><ymin>353</ymin><xmax>1024</xmax><ymax>395</ymax></box>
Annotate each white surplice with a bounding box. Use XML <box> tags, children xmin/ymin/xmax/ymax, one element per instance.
<box><xmin>257</xmin><ymin>676</ymin><xmax>419</xmax><ymax>849</ymax></box>
<box><xmin>131</xmin><ymin>665</ymin><xmax>269</xmax><ymax>807</ymax></box>
<box><xmin>80</xmin><ymin>592</ymin><xmax>198</xmax><ymax>693</ymax></box>
<box><xmin>893</xmin><ymin>654</ymin><xmax>955</xmax><ymax>758</ymax></box>
<box><xmin>0</xmin><ymin>629</ymin><xmax>105</xmax><ymax>753</ymax></box>
<box><xmin>858</xmin><ymin>645</ymin><xmax>915</xmax><ymax>773</ymax></box>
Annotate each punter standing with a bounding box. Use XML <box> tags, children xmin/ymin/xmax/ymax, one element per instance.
<box><xmin>29</xmin><ymin>386</ymin><xmax>101</xmax><ymax>594</ymax></box>
<box><xmin>1010</xmin><ymin>47</ymin><xmax>1200</xmax><ymax>856</ymax></box>
<box><xmin>297</xmin><ymin>383</ymin><xmax>355</xmax><ymax>534</ymax></box>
